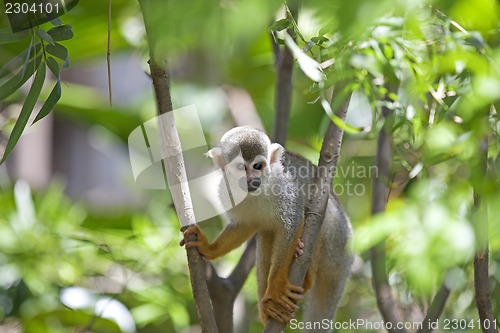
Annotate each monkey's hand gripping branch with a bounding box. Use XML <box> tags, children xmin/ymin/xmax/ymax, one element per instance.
<box><xmin>180</xmin><ymin>225</ymin><xmax>217</xmax><ymax>260</ymax></box>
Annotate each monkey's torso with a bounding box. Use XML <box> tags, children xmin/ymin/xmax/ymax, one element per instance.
<box><xmin>225</xmin><ymin>151</ymin><xmax>353</xmax><ymax>326</ymax></box>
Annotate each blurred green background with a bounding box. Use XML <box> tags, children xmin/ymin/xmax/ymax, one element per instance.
<box><xmin>0</xmin><ymin>0</ymin><xmax>499</xmax><ymax>332</ymax></box>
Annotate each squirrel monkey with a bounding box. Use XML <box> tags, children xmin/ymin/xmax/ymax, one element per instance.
<box><xmin>180</xmin><ymin>127</ymin><xmax>352</xmax><ymax>328</ymax></box>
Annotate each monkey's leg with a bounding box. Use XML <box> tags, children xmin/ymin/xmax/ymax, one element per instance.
<box><xmin>261</xmin><ymin>227</ymin><xmax>305</xmax><ymax>324</ymax></box>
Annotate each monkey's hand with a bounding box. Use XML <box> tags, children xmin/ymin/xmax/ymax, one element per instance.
<box><xmin>261</xmin><ymin>277</ymin><xmax>304</xmax><ymax>324</ymax></box>
<box><xmin>179</xmin><ymin>225</ymin><xmax>215</xmax><ymax>260</ymax></box>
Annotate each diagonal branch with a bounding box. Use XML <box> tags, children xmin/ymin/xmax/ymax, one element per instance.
<box><xmin>263</xmin><ymin>93</ymin><xmax>352</xmax><ymax>333</ymax></box>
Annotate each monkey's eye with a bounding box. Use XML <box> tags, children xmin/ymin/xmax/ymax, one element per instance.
<box><xmin>236</xmin><ymin>163</ymin><xmax>246</xmax><ymax>171</ymax></box>
<box><xmin>253</xmin><ymin>163</ymin><xmax>263</xmax><ymax>170</ymax></box>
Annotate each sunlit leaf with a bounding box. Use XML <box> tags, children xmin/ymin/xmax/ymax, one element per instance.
<box><xmin>283</xmin><ymin>33</ymin><xmax>325</xmax><ymax>82</ymax></box>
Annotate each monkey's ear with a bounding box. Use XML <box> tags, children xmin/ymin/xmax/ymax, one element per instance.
<box><xmin>206</xmin><ymin>147</ymin><xmax>226</xmax><ymax>168</ymax></box>
<box><xmin>269</xmin><ymin>143</ymin><xmax>284</xmax><ymax>165</ymax></box>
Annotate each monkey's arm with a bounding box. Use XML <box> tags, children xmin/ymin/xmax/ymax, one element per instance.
<box><xmin>181</xmin><ymin>223</ymin><xmax>256</xmax><ymax>260</ymax></box>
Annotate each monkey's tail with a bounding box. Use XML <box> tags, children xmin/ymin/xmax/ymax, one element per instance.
<box><xmin>301</xmin><ymin>262</ymin><xmax>350</xmax><ymax>333</ymax></box>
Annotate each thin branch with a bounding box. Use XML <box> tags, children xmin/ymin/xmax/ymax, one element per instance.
<box><xmin>263</xmin><ymin>93</ymin><xmax>352</xmax><ymax>333</ymax></box>
<box><xmin>107</xmin><ymin>0</ymin><xmax>112</xmax><ymax>106</ymax></box>
<box><xmin>417</xmin><ymin>283</ymin><xmax>450</xmax><ymax>333</ymax></box>
<box><xmin>138</xmin><ymin>1</ymin><xmax>217</xmax><ymax>332</ymax></box>
<box><xmin>271</xmin><ymin>4</ymin><xmax>298</xmax><ymax>145</ymax></box>
<box><xmin>370</xmin><ymin>105</ymin><xmax>407</xmax><ymax>333</ymax></box>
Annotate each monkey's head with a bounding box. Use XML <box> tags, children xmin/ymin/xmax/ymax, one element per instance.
<box><xmin>207</xmin><ymin>127</ymin><xmax>284</xmax><ymax>193</ymax></box>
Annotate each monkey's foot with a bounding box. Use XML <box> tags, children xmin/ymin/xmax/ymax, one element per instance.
<box><xmin>261</xmin><ymin>282</ymin><xmax>304</xmax><ymax>323</ymax></box>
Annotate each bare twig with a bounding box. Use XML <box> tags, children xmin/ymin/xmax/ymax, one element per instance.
<box><xmin>263</xmin><ymin>93</ymin><xmax>352</xmax><ymax>333</ymax></box>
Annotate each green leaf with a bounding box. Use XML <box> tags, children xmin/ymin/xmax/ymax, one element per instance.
<box><xmin>0</xmin><ymin>55</ymin><xmax>42</xmax><ymax>101</ymax></box>
<box><xmin>270</xmin><ymin>18</ymin><xmax>291</xmax><ymax>32</ymax></box>
<box><xmin>46</xmin><ymin>56</ymin><xmax>60</xmax><ymax>79</ymax></box>
<box><xmin>1</xmin><ymin>61</ymin><xmax>46</xmax><ymax>164</ymax></box>
<box><xmin>33</xmin><ymin>58</ymin><xmax>61</xmax><ymax>124</ymax></box>
<box><xmin>45</xmin><ymin>42</ymin><xmax>71</xmax><ymax>69</ymax></box>
<box><xmin>47</xmin><ymin>25</ymin><xmax>74</xmax><ymax>41</ymax></box>
<box><xmin>46</xmin><ymin>43</ymin><xmax>69</xmax><ymax>61</ymax></box>
<box><xmin>20</xmin><ymin>36</ymin><xmax>35</xmax><ymax>81</ymax></box>
<box><xmin>311</xmin><ymin>36</ymin><xmax>329</xmax><ymax>45</ymax></box>
<box><xmin>0</xmin><ymin>29</ymin><xmax>29</xmax><ymax>44</ymax></box>
<box><xmin>50</xmin><ymin>17</ymin><xmax>63</xmax><ymax>27</ymax></box>
<box><xmin>36</xmin><ymin>28</ymin><xmax>55</xmax><ymax>45</ymax></box>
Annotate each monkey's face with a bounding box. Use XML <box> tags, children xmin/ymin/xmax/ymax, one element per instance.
<box><xmin>240</xmin><ymin>155</ymin><xmax>268</xmax><ymax>192</ymax></box>
<box><xmin>225</xmin><ymin>155</ymin><xmax>268</xmax><ymax>193</ymax></box>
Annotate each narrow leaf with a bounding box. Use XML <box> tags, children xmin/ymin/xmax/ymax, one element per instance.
<box><xmin>46</xmin><ymin>57</ymin><xmax>60</xmax><ymax>79</ymax></box>
<box><xmin>33</xmin><ymin>81</ymin><xmax>61</xmax><ymax>123</ymax></box>
<box><xmin>36</xmin><ymin>28</ymin><xmax>55</xmax><ymax>45</ymax></box>
<box><xmin>20</xmin><ymin>36</ymin><xmax>35</xmax><ymax>80</ymax></box>
<box><xmin>0</xmin><ymin>55</ymin><xmax>42</xmax><ymax>101</ymax></box>
<box><xmin>1</xmin><ymin>61</ymin><xmax>46</xmax><ymax>164</ymax></box>
<box><xmin>33</xmin><ymin>58</ymin><xmax>61</xmax><ymax>123</ymax></box>
<box><xmin>283</xmin><ymin>33</ymin><xmax>325</xmax><ymax>82</ymax></box>
<box><xmin>47</xmin><ymin>25</ymin><xmax>74</xmax><ymax>41</ymax></box>
<box><xmin>320</xmin><ymin>97</ymin><xmax>362</xmax><ymax>134</ymax></box>
<box><xmin>270</xmin><ymin>19</ymin><xmax>290</xmax><ymax>32</ymax></box>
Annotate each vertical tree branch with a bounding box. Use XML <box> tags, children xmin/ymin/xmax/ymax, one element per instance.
<box><xmin>138</xmin><ymin>1</ymin><xmax>217</xmax><ymax>332</ymax></box>
<box><xmin>370</xmin><ymin>106</ymin><xmax>407</xmax><ymax>333</ymax></box>
<box><xmin>473</xmin><ymin>136</ymin><xmax>498</xmax><ymax>333</ymax></box>
<box><xmin>272</xmin><ymin>4</ymin><xmax>298</xmax><ymax>145</ymax></box>
<box><xmin>263</xmin><ymin>93</ymin><xmax>352</xmax><ymax>333</ymax></box>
